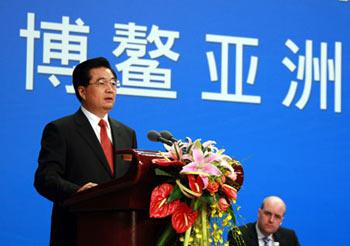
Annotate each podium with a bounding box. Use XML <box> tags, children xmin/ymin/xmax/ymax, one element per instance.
<box><xmin>64</xmin><ymin>149</ymin><xmax>166</xmax><ymax>246</ymax></box>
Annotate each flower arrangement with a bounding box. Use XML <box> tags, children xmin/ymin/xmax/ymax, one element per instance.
<box><xmin>149</xmin><ymin>137</ymin><xmax>245</xmax><ymax>246</ymax></box>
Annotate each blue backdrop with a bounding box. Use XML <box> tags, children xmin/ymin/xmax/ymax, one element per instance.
<box><xmin>1</xmin><ymin>0</ymin><xmax>349</xmax><ymax>245</ymax></box>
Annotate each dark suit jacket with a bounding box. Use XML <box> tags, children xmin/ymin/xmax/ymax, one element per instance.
<box><xmin>34</xmin><ymin>109</ymin><xmax>137</xmax><ymax>246</ymax></box>
<box><xmin>229</xmin><ymin>222</ymin><xmax>300</xmax><ymax>246</ymax></box>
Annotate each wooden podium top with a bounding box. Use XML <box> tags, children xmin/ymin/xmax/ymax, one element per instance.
<box><xmin>64</xmin><ymin>149</ymin><xmax>164</xmax><ymax>212</ymax></box>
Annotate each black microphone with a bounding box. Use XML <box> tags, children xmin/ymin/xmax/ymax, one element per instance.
<box><xmin>160</xmin><ymin>130</ymin><xmax>178</xmax><ymax>143</ymax></box>
<box><xmin>147</xmin><ymin>130</ymin><xmax>173</xmax><ymax>146</ymax></box>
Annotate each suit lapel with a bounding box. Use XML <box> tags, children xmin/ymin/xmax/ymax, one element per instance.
<box><xmin>241</xmin><ymin>223</ymin><xmax>259</xmax><ymax>246</ymax></box>
<box><xmin>249</xmin><ymin>223</ymin><xmax>260</xmax><ymax>246</ymax></box>
<box><xmin>74</xmin><ymin>109</ymin><xmax>113</xmax><ymax>177</ymax></box>
<box><xmin>109</xmin><ymin>118</ymin><xmax>122</xmax><ymax>151</ymax></box>
<box><xmin>273</xmin><ymin>230</ymin><xmax>282</xmax><ymax>246</ymax></box>
<box><xmin>109</xmin><ymin>118</ymin><xmax>130</xmax><ymax>179</ymax></box>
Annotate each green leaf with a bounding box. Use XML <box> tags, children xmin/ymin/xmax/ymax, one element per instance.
<box><xmin>193</xmin><ymin>199</ymin><xmax>201</xmax><ymax>210</ymax></box>
<box><xmin>201</xmin><ymin>195</ymin><xmax>214</xmax><ymax>205</ymax></box>
<box><xmin>167</xmin><ymin>185</ymin><xmax>183</xmax><ymax>202</ymax></box>
<box><xmin>155</xmin><ymin>168</ymin><xmax>173</xmax><ymax>177</ymax></box>
<box><xmin>156</xmin><ymin>224</ymin><xmax>176</xmax><ymax>246</ymax></box>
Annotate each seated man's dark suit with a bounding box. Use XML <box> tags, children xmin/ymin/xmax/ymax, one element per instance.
<box><xmin>34</xmin><ymin>109</ymin><xmax>137</xmax><ymax>246</ymax></box>
<box><xmin>229</xmin><ymin>222</ymin><xmax>300</xmax><ymax>246</ymax></box>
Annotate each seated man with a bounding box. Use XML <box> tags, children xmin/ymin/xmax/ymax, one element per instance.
<box><xmin>229</xmin><ymin>196</ymin><xmax>300</xmax><ymax>246</ymax></box>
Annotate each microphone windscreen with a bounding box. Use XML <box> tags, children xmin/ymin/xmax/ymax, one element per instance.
<box><xmin>147</xmin><ymin>130</ymin><xmax>161</xmax><ymax>142</ymax></box>
<box><xmin>160</xmin><ymin>130</ymin><xmax>173</xmax><ymax>140</ymax></box>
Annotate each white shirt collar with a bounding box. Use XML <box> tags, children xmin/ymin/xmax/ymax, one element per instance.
<box><xmin>255</xmin><ymin>222</ymin><xmax>273</xmax><ymax>241</ymax></box>
<box><xmin>81</xmin><ymin>106</ymin><xmax>110</xmax><ymax>129</ymax></box>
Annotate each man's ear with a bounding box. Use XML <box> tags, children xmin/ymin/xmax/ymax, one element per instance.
<box><xmin>78</xmin><ymin>86</ymin><xmax>86</xmax><ymax>101</ymax></box>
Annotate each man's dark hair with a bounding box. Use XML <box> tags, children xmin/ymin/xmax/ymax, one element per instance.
<box><xmin>72</xmin><ymin>57</ymin><xmax>117</xmax><ymax>102</ymax></box>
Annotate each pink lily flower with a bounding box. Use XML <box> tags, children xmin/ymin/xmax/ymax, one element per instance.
<box><xmin>180</xmin><ymin>147</ymin><xmax>222</xmax><ymax>178</ymax></box>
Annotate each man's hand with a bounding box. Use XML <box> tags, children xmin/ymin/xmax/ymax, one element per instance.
<box><xmin>77</xmin><ymin>182</ymin><xmax>98</xmax><ymax>192</ymax></box>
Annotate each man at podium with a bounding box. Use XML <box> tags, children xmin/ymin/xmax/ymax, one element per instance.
<box><xmin>34</xmin><ymin>57</ymin><xmax>137</xmax><ymax>246</ymax></box>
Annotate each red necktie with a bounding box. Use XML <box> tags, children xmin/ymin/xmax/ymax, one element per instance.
<box><xmin>98</xmin><ymin>119</ymin><xmax>114</xmax><ymax>175</ymax></box>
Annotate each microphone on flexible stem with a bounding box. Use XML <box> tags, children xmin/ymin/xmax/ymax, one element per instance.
<box><xmin>147</xmin><ymin>130</ymin><xmax>173</xmax><ymax>146</ymax></box>
<box><xmin>160</xmin><ymin>130</ymin><xmax>178</xmax><ymax>143</ymax></box>
<box><xmin>160</xmin><ymin>130</ymin><xmax>187</xmax><ymax>153</ymax></box>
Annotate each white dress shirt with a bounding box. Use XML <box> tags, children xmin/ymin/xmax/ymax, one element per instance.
<box><xmin>255</xmin><ymin>223</ymin><xmax>279</xmax><ymax>246</ymax></box>
<box><xmin>81</xmin><ymin>106</ymin><xmax>113</xmax><ymax>143</ymax></box>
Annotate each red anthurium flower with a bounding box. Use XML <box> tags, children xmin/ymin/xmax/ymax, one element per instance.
<box><xmin>188</xmin><ymin>175</ymin><xmax>204</xmax><ymax>194</ymax></box>
<box><xmin>152</xmin><ymin>159</ymin><xmax>185</xmax><ymax>166</ymax></box>
<box><xmin>171</xmin><ymin>202</ymin><xmax>198</xmax><ymax>233</ymax></box>
<box><xmin>150</xmin><ymin>183</ymin><xmax>181</xmax><ymax>218</ymax></box>
<box><xmin>221</xmin><ymin>184</ymin><xmax>238</xmax><ymax>200</ymax></box>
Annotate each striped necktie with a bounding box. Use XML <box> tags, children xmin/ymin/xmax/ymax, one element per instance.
<box><xmin>263</xmin><ymin>236</ymin><xmax>271</xmax><ymax>246</ymax></box>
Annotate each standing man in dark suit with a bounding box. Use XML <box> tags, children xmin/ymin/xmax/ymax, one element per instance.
<box><xmin>34</xmin><ymin>57</ymin><xmax>137</xmax><ymax>246</ymax></box>
<box><xmin>229</xmin><ymin>196</ymin><xmax>300</xmax><ymax>246</ymax></box>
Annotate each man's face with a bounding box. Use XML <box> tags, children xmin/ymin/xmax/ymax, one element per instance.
<box><xmin>257</xmin><ymin>199</ymin><xmax>285</xmax><ymax>236</ymax></box>
<box><xmin>78</xmin><ymin>67</ymin><xmax>116</xmax><ymax>118</ymax></box>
